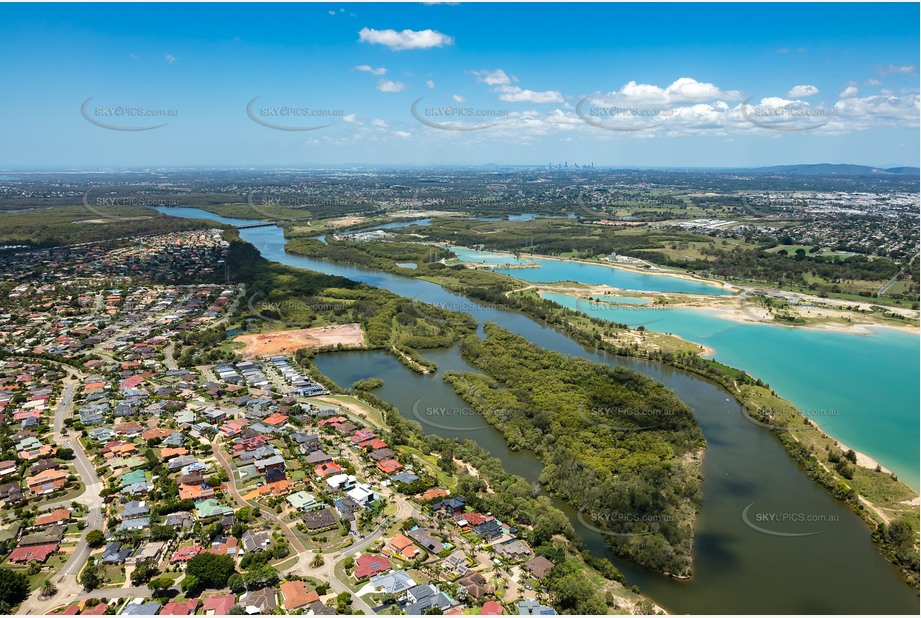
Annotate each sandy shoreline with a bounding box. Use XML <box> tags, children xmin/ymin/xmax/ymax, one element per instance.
<box><xmin>445</xmin><ymin>244</ymin><xmax>919</xmax><ymax>335</ymax></box>
<box><xmin>535</xmin><ymin>283</ymin><xmax>919</xmax><ymax>337</ymax></box>
<box><xmin>515</xmin><ymin>250</ymin><xmax>737</xmax><ymax>291</ymax></box>
<box><xmin>447</xmin><ymin>243</ymin><xmax>734</xmax><ymax>290</ymax></box>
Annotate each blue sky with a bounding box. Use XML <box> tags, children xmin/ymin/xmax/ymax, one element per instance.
<box><xmin>0</xmin><ymin>2</ymin><xmax>918</xmax><ymax>168</ymax></box>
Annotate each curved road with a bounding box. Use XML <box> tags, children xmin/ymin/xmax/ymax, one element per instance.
<box><xmin>24</xmin><ymin>374</ymin><xmax>105</xmax><ymax>615</ymax></box>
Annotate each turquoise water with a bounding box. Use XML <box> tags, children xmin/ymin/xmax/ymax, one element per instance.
<box><xmin>450</xmin><ymin>246</ymin><xmax>532</xmax><ymax>266</ymax></box>
<box><xmin>544</xmin><ymin>292</ymin><xmax>921</xmax><ymax>489</ymax></box>
<box><xmin>460</xmin><ymin>249</ymin><xmax>734</xmax><ymax>295</ymax></box>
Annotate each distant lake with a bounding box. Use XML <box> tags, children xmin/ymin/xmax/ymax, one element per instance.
<box><xmin>450</xmin><ymin>246</ymin><xmax>532</xmax><ymax>266</ymax></box>
<box><xmin>455</xmin><ymin>247</ymin><xmax>732</xmax><ymax>296</ymax></box>
<box><xmin>346</xmin><ymin>218</ymin><xmax>433</xmax><ymax>235</ymax></box>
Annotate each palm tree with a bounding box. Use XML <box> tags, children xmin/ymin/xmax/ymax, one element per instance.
<box><xmin>40</xmin><ymin>579</ymin><xmax>57</xmax><ymax>598</ymax></box>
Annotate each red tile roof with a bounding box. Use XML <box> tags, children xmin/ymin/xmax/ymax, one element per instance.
<box><xmin>160</xmin><ymin>600</ymin><xmax>199</xmax><ymax>616</ymax></box>
<box><xmin>481</xmin><ymin>601</ymin><xmax>504</xmax><ymax>615</ymax></box>
<box><xmin>201</xmin><ymin>594</ymin><xmax>236</xmax><ymax>615</ymax></box>
<box><xmin>280</xmin><ymin>581</ymin><xmax>318</xmax><ymax>610</ymax></box>
<box><xmin>354</xmin><ymin>553</ymin><xmax>392</xmax><ymax>579</ymax></box>
<box><xmin>8</xmin><ymin>543</ymin><xmax>57</xmax><ymax>563</ymax></box>
<box><xmin>81</xmin><ymin>603</ymin><xmax>108</xmax><ymax>615</ymax></box>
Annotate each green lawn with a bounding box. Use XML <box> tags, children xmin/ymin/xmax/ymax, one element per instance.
<box><xmin>102</xmin><ymin>564</ymin><xmax>126</xmax><ymax>586</ymax></box>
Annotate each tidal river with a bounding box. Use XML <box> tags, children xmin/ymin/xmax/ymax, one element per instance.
<box><xmin>160</xmin><ymin>207</ymin><xmax>918</xmax><ymax>614</ymax></box>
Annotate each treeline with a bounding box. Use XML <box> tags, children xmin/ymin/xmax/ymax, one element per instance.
<box><xmin>631</xmin><ymin>246</ymin><xmax>901</xmax><ymax>288</ymax></box>
<box><xmin>284</xmin><ymin>236</ymin><xmax>452</xmax><ymax>274</ymax></box>
<box><xmin>387</xmin><ymin>217</ymin><xmax>698</xmax><ymax>258</ymax></box>
<box><xmin>444</xmin><ymin>324</ymin><xmax>704</xmax><ymax>577</ymax></box>
<box><xmin>381</xmin><ymin>217</ymin><xmax>913</xmax><ymax>300</ymax></box>
<box><xmin>225</xmin><ymin>236</ymin><xmax>475</xmax><ymax>370</ymax></box>
<box><xmin>0</xmin><ymin>206</ymin><xmax>208</xmax><ymax>248</ymax></box>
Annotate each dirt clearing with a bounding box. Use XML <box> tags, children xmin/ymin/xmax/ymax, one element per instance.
<box><xmin>236</xmin><ymin>323</ymin><xmax>364</xmax><ymax>357</ymax></box>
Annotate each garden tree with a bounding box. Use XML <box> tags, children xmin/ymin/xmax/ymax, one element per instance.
<box><xmin>179</xmin><ymin>575</ymin><xmax>199</xmax><ymax>593</ymax></box>
<box><xmin>148</xmin><ymin>577</ymin><xmax>174</xmax><ymax>594</ymax></box>
<box><xmin>310</xmin><ymin>553</ymin><xmax>325</xmax><ymax>568</ymax></box>
<box><xmin>79</xmin><ymin>563</ymin><xmax>104</xmax><ymax>591</ymax></box>
<box><xmin>424</xmin><ymin>606</ymin><xmax>443</xmax><ymax>615</ymax></box>
<box><xmin>228</xmin><ymin>605</ymin><xmax>248</xmax><ymax>615</ymax></box>
<box><xmin>85</xmin><ymin>529</ymin><xmax>105</xmax><ymax>548</ymax></box>
<box><xmin>335</xmin><ymin>592</ymin><xmax>353</xmax><ymax>614</ymax></box>
<box><xmin>150</xmin><ymin>525</ymin><xmax>177</xmax><ymax>541</ymax></box>
<box><xmin>271</xmin><ymin>542</ymin><xmax>289</xmax><ymax>559</ymax></box>
<box><xmin>131</xmin><ymin>558</ymin><xmax>160</xmax><ymax>586</ymax></box>
<box><xmin>0</xmin><ymin>569</ymin><xmax>30</xmax><ymax>609</ymax></box>
<box><xmin>205</xmin><ymin>522</ymin><xmax>224</xmax><ymax>542</ymax></box>
<box><xmin>240</xmin><ymin>551</ymin><xmax>265</xmax><ymax>571</ymax></box>
<box><xmin>227</xmin><ymin>573</ymin><xmax>245</xmax><ymax>594</ymax></box>
<box><xmin>243</xmin><ymin>566</ymin><xmax>279</xmax><ymax>590</ymax></box>
<box><xmin>185</xmin><ymin>553</ymin><xmax>236</xmax><ymax>589</ymax></box>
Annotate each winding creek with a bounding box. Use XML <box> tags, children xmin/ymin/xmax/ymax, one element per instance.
<box><xmin>161</xmin><ymin>207</ymin><xmax>918</xmax><ymax>614</ymax></box>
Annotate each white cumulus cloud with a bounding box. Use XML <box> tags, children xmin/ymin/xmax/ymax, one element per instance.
<box><xmin>787</xmin><ymin>84</ymin><xmax>819</xmax><ymax>98</ymax></box>
<box><xmin>839</xmin><ymin>86</ymin><xmax>859</xmax><ymax>98</ymax></box>
<box><xmin>359</xmin><ymin>27</ymin><xmax>454</xmax><ymax>51</ymax></box>
<box><xmin>355</xmin><ymin>65</ymin><xmax>387</xmax><ymax>76</ymax></box>
<box><xmin>604</xmin><ymin>77</ymin><xmax>740</xmax><ymax>105</ymax></box>
<box><xmin>472</xmin><ymin>68</ymin><xmax>562</xmax><ymax>104</ymax></box>
<box><xmin>377</xmin><ymin>80</ymin><xmax>406</xmax><ymax>93</ymax></box>
<box><xmin>498</xmin><ymin>87</ymin><xmax>563</xmax><ymax>104</ymax></box>
<box><xmin>472</xmin><ymin>69</ymin><xmax>513</xmax><ymax>86</ymax></box>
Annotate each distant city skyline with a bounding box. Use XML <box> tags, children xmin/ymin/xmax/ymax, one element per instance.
<box><xmin>1</xmin><ymin>2</ymin><xmax>918</xmax><ymax>168</ymax></box>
